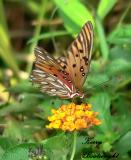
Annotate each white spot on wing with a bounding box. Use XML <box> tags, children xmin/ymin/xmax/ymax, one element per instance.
<box><xmin>37</xmin><ymin>54</ymin><xmax>45</xmax><ymax>60</ymax></box>
<box><xmin>41</xmin><ymin>82</ymin><xmax>48</xmax><ymax>85</ymax></box>
<box><xmin>47</xmin><ymin>55</ymin><xmax>53</xmax><ymax>60</ymax></box>
<box><xmin>50</xmin><ymin>82</ymin><xmax>63</xmax><ymax>88</ymax></box>
<box><xmin>51</xmin><ymin>89</ymin><xmax>56</xmax><ymax>92</ymax></box>
<box><xmin>47</xmin><ymin>77</ymin><xmax>55</xmax><ymax>81</ymax></box>
<box><xmin>33</xmin><ymin>70</ymin><xmax>44</xmax><ymax>73</ymax></box>
<box><xmin>38</xmin><ymin>74</ymin><xmax>46</xmax><ymax>78</ymax></box>
<box><xmin>36</xmin><ymin>49</ymin><xmax>43</xmax><ymax>54</ymax></box>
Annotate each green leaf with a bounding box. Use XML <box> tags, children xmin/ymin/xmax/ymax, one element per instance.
<box><xmin>0</xmin><ymin>137</ymin><xmax>17</xmax><ymax>157</ymax></box>
<box><xmin>95</xmin><ymin>16</ymin><xmax>109</xmax><ymax>60</ymax></box>
<box><xmin>85</xmin><ymin>73</ymin><xmax>109</xmax><ymax>90</ymax></box>
<box><xmin>8</xmin><ymin>120</ymin><xmax>44</xmax><ymax>142</ymax></box>
<box><xmin>97</xmin><ymin>0</ymin><xmax>117</xmax><ymax>20</ymax></box>
<box><xmin>0</xmin><ymin>143</ymin><xmax>39</xmax><ymax>160</ymax></box>
<box><xmin>54</xmin><ymin>0</ymin><xmax>94</xmax><ymax>35</ymax></box>
<box><xmin>109</xmin><ymin>45</ymin><xmax>131</xmax><ymax>62</ymax></box>
<box><xmin>3</xmin><ymin>119</ymin><xmax>33</xmax><ymax>140</ymax></box>
<box><xmin>105</xmin><ymin>59</ymin><xmax>131</xmax><ymax>76</ymax></box>
<box><xmin>112</xmin><ymin>95</ymin><xmax>129</xmax><ymax>116</ymax></box>
<box><xmin>89</xmin><ymin>92</ymin><xmax>112</xmax><ymax>133</ymax></box>
<box><xmin>115</xmin><ymin>131</ymin><xmax>131</xmax><ymax>154</ymax></box>
<box><xmin>28</xmin><ymin>30</ymin><xmax>69</xmax><ymax>44</ymax></box>
<box><xmin>0</xmin><ymin>144</ymin><xmax>28</xmax><ymax>160</ymax></box>
<box><xmin>107</xmin><ymin>25</ymin><xmax>131</xmax><ymax>44</ymax></box>
<box><xmin>0</xmin><ymin>94</ymin><xmax>41</xmax><ymax>116</ymax></box>
<box><xmin>0</xmin><ymin>26</ymin><xmax>19</xmax><ymax>77</ymax></box>
<box><xmin>113</xmin><ymin>116</ymin><xmax>131</xmax><ymax>137</ymax></box>
<box><xmin>42</xmin><ymin>133</ymin><xmax>69</xmax><ymax>160</ymax></box>
<box><xmin>8</xmin><ymin>80</ymin><xmax>39</xmax><ymax>94</ymax></box>
<box><xmin>0</xmin><ymin>1</ymin><xmax>20</xmax><ymax>77</ymax></box>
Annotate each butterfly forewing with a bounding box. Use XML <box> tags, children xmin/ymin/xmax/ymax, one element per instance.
<box><xmin>63</xmin><ymin>21</ymin><xmax>93</xmax><ymax>89</ymax></box>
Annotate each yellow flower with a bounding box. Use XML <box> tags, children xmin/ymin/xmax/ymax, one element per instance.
<box><xmin>62</xmin><ymin>121</ymin><xmax>75</xmax><ymax>131</ymax></box>
<box><xmin>75</xmin><ymin>119</ymin><xmax>87</xmax><ymax>130</ymax></box>
<box><xmin>46</xmin><ymin>103</ymin><xmax>101</xmax><ymax>131</ymax></box>
<box><xmin>46</xmin><ymin>119</ymin><xmax>61</xmax><ymax>129</ymax></box>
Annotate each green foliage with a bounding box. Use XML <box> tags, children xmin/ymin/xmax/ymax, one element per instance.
<box><xmin>0</xmin><ymin>0</ymin><xmax>20</xmax><ymax>77</ymax></box>
<box><xmin>89</xmin><ymin>93</ymin><xmax>112</xmax><ymax>132</ymax></box>
<box><xmin>108</xmin><ymin>25</ymin><xmax>131</xmax><ymax>44</ymax></box>
<box><xmin>97</xmin><ymin>0</ymin><xmax>117</xmax><ymax>19</ymax></box>
<box><xmin>115</xmin><ymin>131</ymin><xmax>131</xmax><ymax>154</ymax></box>
<box><xmin>0</xmin><ymin>0</ymin><xmax>131</xmax><ymax>160</ymax></box>
<box><xmin>53</xmin><ymin>0</ymin><xmax>94</xmax><ymax>35</ymax></box>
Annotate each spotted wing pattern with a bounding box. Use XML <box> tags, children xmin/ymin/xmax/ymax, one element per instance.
<box><xmin>58</xmin><ymin>21</ymin><xmax>93</xmax><ymax>89</ymax></box>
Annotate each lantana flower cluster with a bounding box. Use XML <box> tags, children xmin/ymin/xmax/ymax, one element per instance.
<box><xmin>46</xmin><ymin>103</ymin><xmax>101</xmax><ymax>131</ymax></box>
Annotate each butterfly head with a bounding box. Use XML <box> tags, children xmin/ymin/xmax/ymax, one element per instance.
<box><xmin>69</xmin><ymin>90</ymin><xmax>84</xmax><ymax>99</ymax></box>
<box><xmin>77</xmin><ymin>90</ymin><xmax>85</xmax><ymax>99</ymax></box>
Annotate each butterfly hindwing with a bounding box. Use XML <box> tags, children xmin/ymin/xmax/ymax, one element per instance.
<box><xmin>30</xmin><ymin>47</ymin><xmax>74</xmax><ymax>98</ymax></box>
<box><xmin>31</xmin><ymin>71</ymin><xmax>69</xmax><ymax>97</ymax></box>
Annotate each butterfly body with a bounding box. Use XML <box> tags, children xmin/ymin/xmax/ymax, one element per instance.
<box><xmin>30</xmin><ymin>21</ymin><xmax>93</xmax><ymax>99</ymax></box>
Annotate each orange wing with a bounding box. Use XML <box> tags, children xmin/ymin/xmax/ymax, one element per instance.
<box><xmin>59</xmin><ymin>21</ymin><xmax>93</xmax><ymax>89</ymax></box>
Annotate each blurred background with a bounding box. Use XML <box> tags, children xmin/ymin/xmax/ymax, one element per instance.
<box><xmin>0</xmin><ymin>0</ymin><xmax>131</xmax><ymax>160</ymax></box>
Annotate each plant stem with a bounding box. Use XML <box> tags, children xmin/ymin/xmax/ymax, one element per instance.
<box><xmin>0</xmin><ymin>0</ymin><xmax>20</xmax><ymax>78</ymax></box>
<box><xmin>26</xmin><ymin>0</ymin><xmax>47</xmax><ymax>73</ymax></box>
<box><xmin>49</xmin><ymin>7</ymin><xmax>58</xmax><ymax>53</ymax></box>
<box><xmin>117</xmin><ymin>3</ymin><xmax>131</xmax><ymax>28</ymax></box>
<box><xmin>95</xmin><ymin>15</ymin><xmax>109</xmax><ymax>61</ymax></box>
<box><xmin>70</xmin><ymin>131</ymin><xmax>77</xmax><ymax>160</ymax></box>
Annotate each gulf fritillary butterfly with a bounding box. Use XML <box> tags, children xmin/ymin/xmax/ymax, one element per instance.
<box><xmin>30</xmin><ymin>21</ymin><xmax>93</xmax><ymax>99</ymax></box>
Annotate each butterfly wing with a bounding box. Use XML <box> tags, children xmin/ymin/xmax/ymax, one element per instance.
<box><xmin>30</xmin><ymin>47</ymin><xmax>74</xmax><ymax>98</ymax></box>
<box><xmin>31</xmin><ymin>21</ymin><xmax>93</xmax><ymax>98</ymax></box>
<box><xmin>59</xmin><ymin>21</ymin><xmax>93</xmax><ymax>89</ymax></box>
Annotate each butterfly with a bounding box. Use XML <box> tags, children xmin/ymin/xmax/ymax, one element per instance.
<box><xmin>30</xmin><ymin>21</ymin><xmax>93</xmax><ymax>99</ymax></box>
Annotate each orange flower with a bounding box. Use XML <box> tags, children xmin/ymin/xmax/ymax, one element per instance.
<box><xmin>46</xmin><ymin>103</ymin><xmax>101</xmax><ymax>131</ymax></box>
